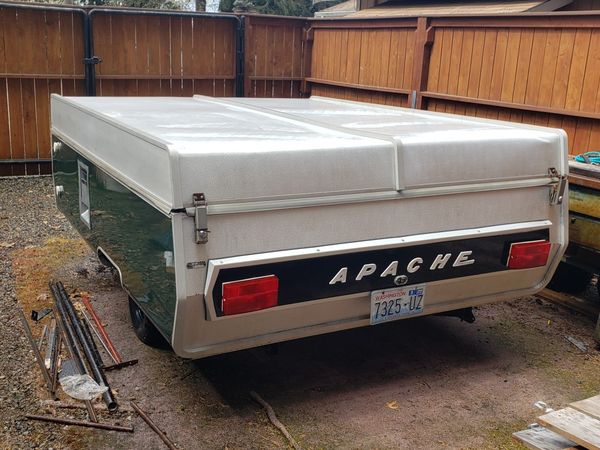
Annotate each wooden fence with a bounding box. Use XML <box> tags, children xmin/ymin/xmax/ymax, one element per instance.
<box><xmin>244</xmin><ymin>14</ymin><xmax>307</xmax><ymax>98</ymax></box>
<box><xmin>307</xmin><ymin>13</ymin><xmax>600</xmax><ymax>156</ymax></box>
<box><xmin>0</xmin><ymin>5</ymin><xmax>86</xmax><ymax>176</ymax></box>
<box><xmin>2</xmin><ymin>6</ymin><xmax>600</xmax><ymax>175</ymax></box>
<box><xmin>91</xmin><ymin>10</ymin><xmax>239</xmax><ymax>97</ymax></box>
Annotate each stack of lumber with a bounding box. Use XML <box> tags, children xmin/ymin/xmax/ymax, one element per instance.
<box><xmin>513</xmin><ymin>395</ymin><xmax>600</xmax><ymax>450</ymax></box>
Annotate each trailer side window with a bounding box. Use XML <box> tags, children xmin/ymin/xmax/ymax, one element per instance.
<box><xmin>78</xmin><ymin>160</ymin><xmax>91</xmax><ymax>229</ymax></box>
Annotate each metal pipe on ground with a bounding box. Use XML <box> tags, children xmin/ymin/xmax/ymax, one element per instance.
<box><xmin>26</xmin><ymin>414</ymin><xmax>133</xmax><ymax>433</ymax></box>
<box><xmin>55</xmin><ymin>281</ymin><xmax>118</xmax><ymax>412</ymax></box>
<box><xmin>80</xmin><ymin>307</ymin><xmax>115</xmax><ymax>363</ymax></box>
<box><xmin>80</xmin><ymin>295</ymin><xmax>122</xmax><ymax>363</ymax></box>
<box><xmin>49</xmin><ymin>282</ymin><xmax>98</xmax><ymax>423</ymax></box>
<box><xmin>130</xmin><ymin>401</ymin><xmax>178</xmax><ymax>450</ymax></box>
<box><xmin>17</xmin><ymin>310</ymin><xmax>56</xmax><ymax>400</ymax></box>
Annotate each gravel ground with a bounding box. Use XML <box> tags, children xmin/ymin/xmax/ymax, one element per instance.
<box><xmin>0</xmin><ymin>176</ymin><xmax>79</xmax><ymax>449</ymax></box>
<box><xmin>1</xmin><ymin>176</ymin><xmax>599</xmax><ymax>450</ymax></box>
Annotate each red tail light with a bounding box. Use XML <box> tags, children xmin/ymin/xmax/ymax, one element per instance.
<box><xmin>222</xmin><ymin>275</ymin><xmax>279</xmax><ymax>316</ymax></box>
<box><xmin>507</xmin><ymin>240</ymin><xmax>551</xmax><ymax>269</ymax></box>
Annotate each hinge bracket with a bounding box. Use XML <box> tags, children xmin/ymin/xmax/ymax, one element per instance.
<box><xmin>83</xmin><ymin>56</ymin><xmax>102</xmax><ymax>65</ymax></box>
<box><xmin>193</xmin><ymin>193</ymin><xmax>209</xmax><ymax>244</ymax></box>
<box><xmin>548</xmin><ymin>168</ymin><xmax>567</xmax><ymax>205</ymax></box>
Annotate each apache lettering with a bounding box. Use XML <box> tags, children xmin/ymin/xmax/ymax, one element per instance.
<box><xmin>328</xmin><ymin>251</ymin><xmax>475</xmax><ymax>285</ymax></box>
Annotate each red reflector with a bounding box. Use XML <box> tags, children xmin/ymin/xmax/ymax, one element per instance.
<box><xmin>507</xmin><ymin>240</ymin><xmax>551</xmax><ymax>269</ymax></box>
<box><xmin>222</xmin><ymin>275</ymin><xmax>279</xmax><ymax>316</ymax></box>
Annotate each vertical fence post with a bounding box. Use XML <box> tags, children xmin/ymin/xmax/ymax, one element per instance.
<box><xmin>243</xmin><ymin>16</ymin><xmax>253</xmax><ymax>97</ymax></box>
<box><xmin>236</xmin><ymin>16</ymin><xmax>245</xmax><ymax>97</ymax></box>
<box><xmin>83</xmin><ymin>12</ymin><xmax>96</xmax><ymax>97</ymax></box>
<box><xmin>301</xmin><ymin>24</ymin><xmax>313</xmax><ymax>98</ymax></box>
<box><xmin>411</xmin><ymin>17</ymin><xmax>434</xmax><ymax>110</ymax></box>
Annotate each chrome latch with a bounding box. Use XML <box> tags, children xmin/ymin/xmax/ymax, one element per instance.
<box><xmin>548</xmin><ymin>168</ymin><xmax>567</xmax><ymax>205</ymax></box>
<box><xmin>193</xmin><ymin>193</ymin><xmax>209</xmax><ymax>244</ymax></box>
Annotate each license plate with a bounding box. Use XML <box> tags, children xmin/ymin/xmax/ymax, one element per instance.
<box><xmin>370</xmin><ymin>284</ymin><xmax>425</xmax><ymax>325</ymax></box>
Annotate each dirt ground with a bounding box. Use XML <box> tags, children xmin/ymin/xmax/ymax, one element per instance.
<box><xmin>1</xmin><ymin>176</ymin><xmax>599</xmax><ymax>450</ymax></box>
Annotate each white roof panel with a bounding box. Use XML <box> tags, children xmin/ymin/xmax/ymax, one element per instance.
<box><xmin>50</xmin><ymin>95</ymin><xmax>564</xmax><ymax>213</ymax></box>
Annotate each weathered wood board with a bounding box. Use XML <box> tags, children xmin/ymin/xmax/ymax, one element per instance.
<box><xmin>513</xmin><ymin>426</ymin><xmax>581</xmax><ymax>450</ymax></box>
<box><xmin>538</xmin><ymin>407</ymin><xmax>600</xmax><ymax>450</ymax></box>
<box><xmin>571</xmin><ymin>395</ymin><xmax>600</xmax><ymax>421</ymax></box>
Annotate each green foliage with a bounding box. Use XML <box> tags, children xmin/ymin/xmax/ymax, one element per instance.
<box><xmin>77</xmin><ymin>0</ymin><xmax>188</xmax><ymax>8</ymax></box>
<box><xmin>221</xmin><ymin>0</ymin><xmax>313</xmax><ymax>16</ymax></box>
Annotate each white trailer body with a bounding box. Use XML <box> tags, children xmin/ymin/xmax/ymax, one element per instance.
<box><xmin>51</xmin><ymin>95</ymin><xmax>568</xmax><ymax>358</ymax></box>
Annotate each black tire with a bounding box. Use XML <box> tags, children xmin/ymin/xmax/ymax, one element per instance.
<box><xmin>128</xmin><ymin>296</ymin><xmax>168</xmax><ymax>348</ymax></box>
<box><xmin>549</xmin><ymin>262</ymin><xmax>593</xmax><ymax>294</ymax></box>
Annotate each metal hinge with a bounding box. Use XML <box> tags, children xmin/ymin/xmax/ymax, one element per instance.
<box><xmin>83</xmin><ymin>56</ymin><xmax>102</xmax><ymax>65</ymax></box>
<box><xmin>548</xmin><ymin>168</ymin><xmax>567</xmax><ymax>205</ymax></box>
<box><xmin>192</xmin><ymin>193</ymin><xmax>209</xmax><ymax>244</ymax></box>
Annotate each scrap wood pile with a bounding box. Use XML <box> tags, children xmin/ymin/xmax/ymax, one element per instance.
<box><xmin>19</xmin><ymin>280</ymin><xmax>178</xmax><ymax>449</ymax></box>
<box><xmin>513</xmin><ymin>395</ymin><xmax>600</xmax><ymax>450</ymax></box>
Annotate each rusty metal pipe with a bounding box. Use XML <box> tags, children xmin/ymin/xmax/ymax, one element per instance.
<box><xmin>25</xmin><ymin>414</ymin><xmax>133</xmax><ymax>432</ymax></box>
<box><xmin>80</xmin><ymin>294</ymin><xmax>122</xmax><ymax>363</ymax></box>
<box><xmin>131</xmin><ymin>401</ymin><xmax>178</xmax><ymax>450</ymax></box>
<box><xmin>80</xmin><ymin>307</ymin><xmax>116</xmax><ymax>364</ymax></box>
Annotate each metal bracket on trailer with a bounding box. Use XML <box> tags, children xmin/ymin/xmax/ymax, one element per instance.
<box><xmin>548</xmin><ymin>168</ymin><xmax>567</xmax><ymax>205</ymax></box>
<box><xmin>192</xmin><ymin>193</ymin><xmax>209</xmax><ymax>244</ymax></box>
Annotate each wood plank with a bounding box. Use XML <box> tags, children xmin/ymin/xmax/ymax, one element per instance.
<box><xmin>571</xmin><ymin>396</ymin><xmax>600</xmax><ymax>421</ymax></box>
<box><xmin>438</xmin><ymin>28</ymin><xmax>454</xmax><ymax>94</ymax></box>
<box><xmin>3</xmin><ymin>8</ymin><xmax>19</xmax><ymax>74</ymax></box>
<box><xmin>157</xmin><ymin>16</ymin><xmax>171</xmax><ymax>79</ymax></box>
<box><xmin>447</xmin><ymin>29</ymin><xmax>464</xmax><ymax>95</ymax></box>
<box><xmin>134</xmin><ymin>15</ymin><xmax>149</xmax><ymax>78</ymax></box>
<box><xmin>538</xmin><ymin>288</ymin><xmax>600</xmax><ymax>318</ymax></box>
<box><xmin>7</xmin><ymin>79</ymin><xmax>24</xmax><ymax>161</ymax></box>
<box><xmin>394</xmin><ymin>29</ymin><xmax>409</xmax><ymax>89</ymax></box>
<box><xmin>580</xmin><ymin>29</ymin><xmax>600</xmax><ymax>113</ymax></box>
<box><xmin>420</xmin><ymin>91</ymin><xmax>600</xmax><ymax>120</ymax></box>
<box><xmin>403</xmin><ymin>29</ymin><xmax>414</xmax><ymax>91</ymax></box>
<box><xmin>550</xmin><ymin>30</ymin><xmax>575</xmax><ymax>108</ymax></box>
<box><xmin>0</xmin><ymin>9</ymin><xmax>6</xmax><ymax>75</ymax></box>
<box><xmin>489</xmin><ymin>28</ymin><xmax>508</xmax><ymax>100</ymax></box>
<box><xmin>537</xmin><ymin>29</ymin><xmax>561</xmax><ymax>107</ymax></box>
<box><xmin>500</xmin><ymin>28</ymin><xmax>521</xmax><ymax>102</ymax></box>
<box><xmin>59</xmin><ymin>10</ymin><xmax>76</xmax><ymax>76</ymax></box>
<box><xmin>467</xmin><ymin>29</ymin><xmax>485</xmax><ymax>98</ymax></box>
<box><xmin>92</xmin><ymin>13</ymin><xmax>111</xmax><ymax>78</ymax></box>
<box><xmin>525</xmin><ymin>29</ymin><xmax>548</xmax><ymax>105</ymax></box>
<box><xmin>477</xmin><ymin>29</ymin><xmax>497</xmax><ymax>99</ymax></box>
<box><xmin>564</xmin><ymin>29</ymin><xmax>591</xmax><ymax>110</ymax></box>
<box><xmin>144</xmin><ymin>16</ymin><xmax>160</xmax><ymax>77</ymax></box>
<box><xmin>513</xmin><ymin>29</ymin><xmax>534</xmax><ymax>103</ymax></box>
<box><xmin>180</xmin><ymin>16</ymin><xmax>193</xmax><ymax>79</ymax></box>
<box><xmin>538</xmin><ymin>407</ymin><xmax>600</xmax><ymax>450</ymax></box>
<box><xmin>20</xmin><ymin>78</ymin><xmax>37</xmax><ymax>160</ymax></box>
<box><xmin>456</xmin><ymin>29</ymin><xmax>474</xmax><ymax>96</ymax></box>
<box><xmin>307</xmin><ymin>77</ymin><xmax>410</xmax><ymax>94</ymax></box>
<box><xmin>0</xmin><ymin>78</ymin><xmax>10</xmax><ymax>161</ymax></box>
<box><xmin>513</xmin><ymin>426</ymin><xmax>581</xmax><ymax>450</ymax></box>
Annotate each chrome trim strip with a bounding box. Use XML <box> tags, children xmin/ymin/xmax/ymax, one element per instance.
<box><xmin>192</xmin><ymin>177</ymin><xmax>556</xmax><ymax>216</ymax></box>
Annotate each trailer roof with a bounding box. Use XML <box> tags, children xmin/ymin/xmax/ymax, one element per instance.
<box><xmin>51</xmin><ymin>95</ymin><xmax>564</xmax><ymax>214</ymax></box>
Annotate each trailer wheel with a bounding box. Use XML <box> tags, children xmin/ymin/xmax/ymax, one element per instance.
<box><xmin>549</xmin><ymin>262</ymin><xmax>593</xmax><ymax>294</ymax></box>
<box><xmin>128</xmin><ymin>297</ymin><xmax>168</xmax><ymax>348</ymax></box>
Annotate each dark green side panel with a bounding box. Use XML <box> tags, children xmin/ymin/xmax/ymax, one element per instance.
<box><xmin>52</xmin><ymin>138</ymin><xmax>176</xmax><ymax>341</ymax></box>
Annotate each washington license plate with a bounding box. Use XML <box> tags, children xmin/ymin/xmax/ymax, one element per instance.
<box><xmin>370</xmin><ymin>285</ymin><xmax>425</xmax><ymax>325</ymax></box>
